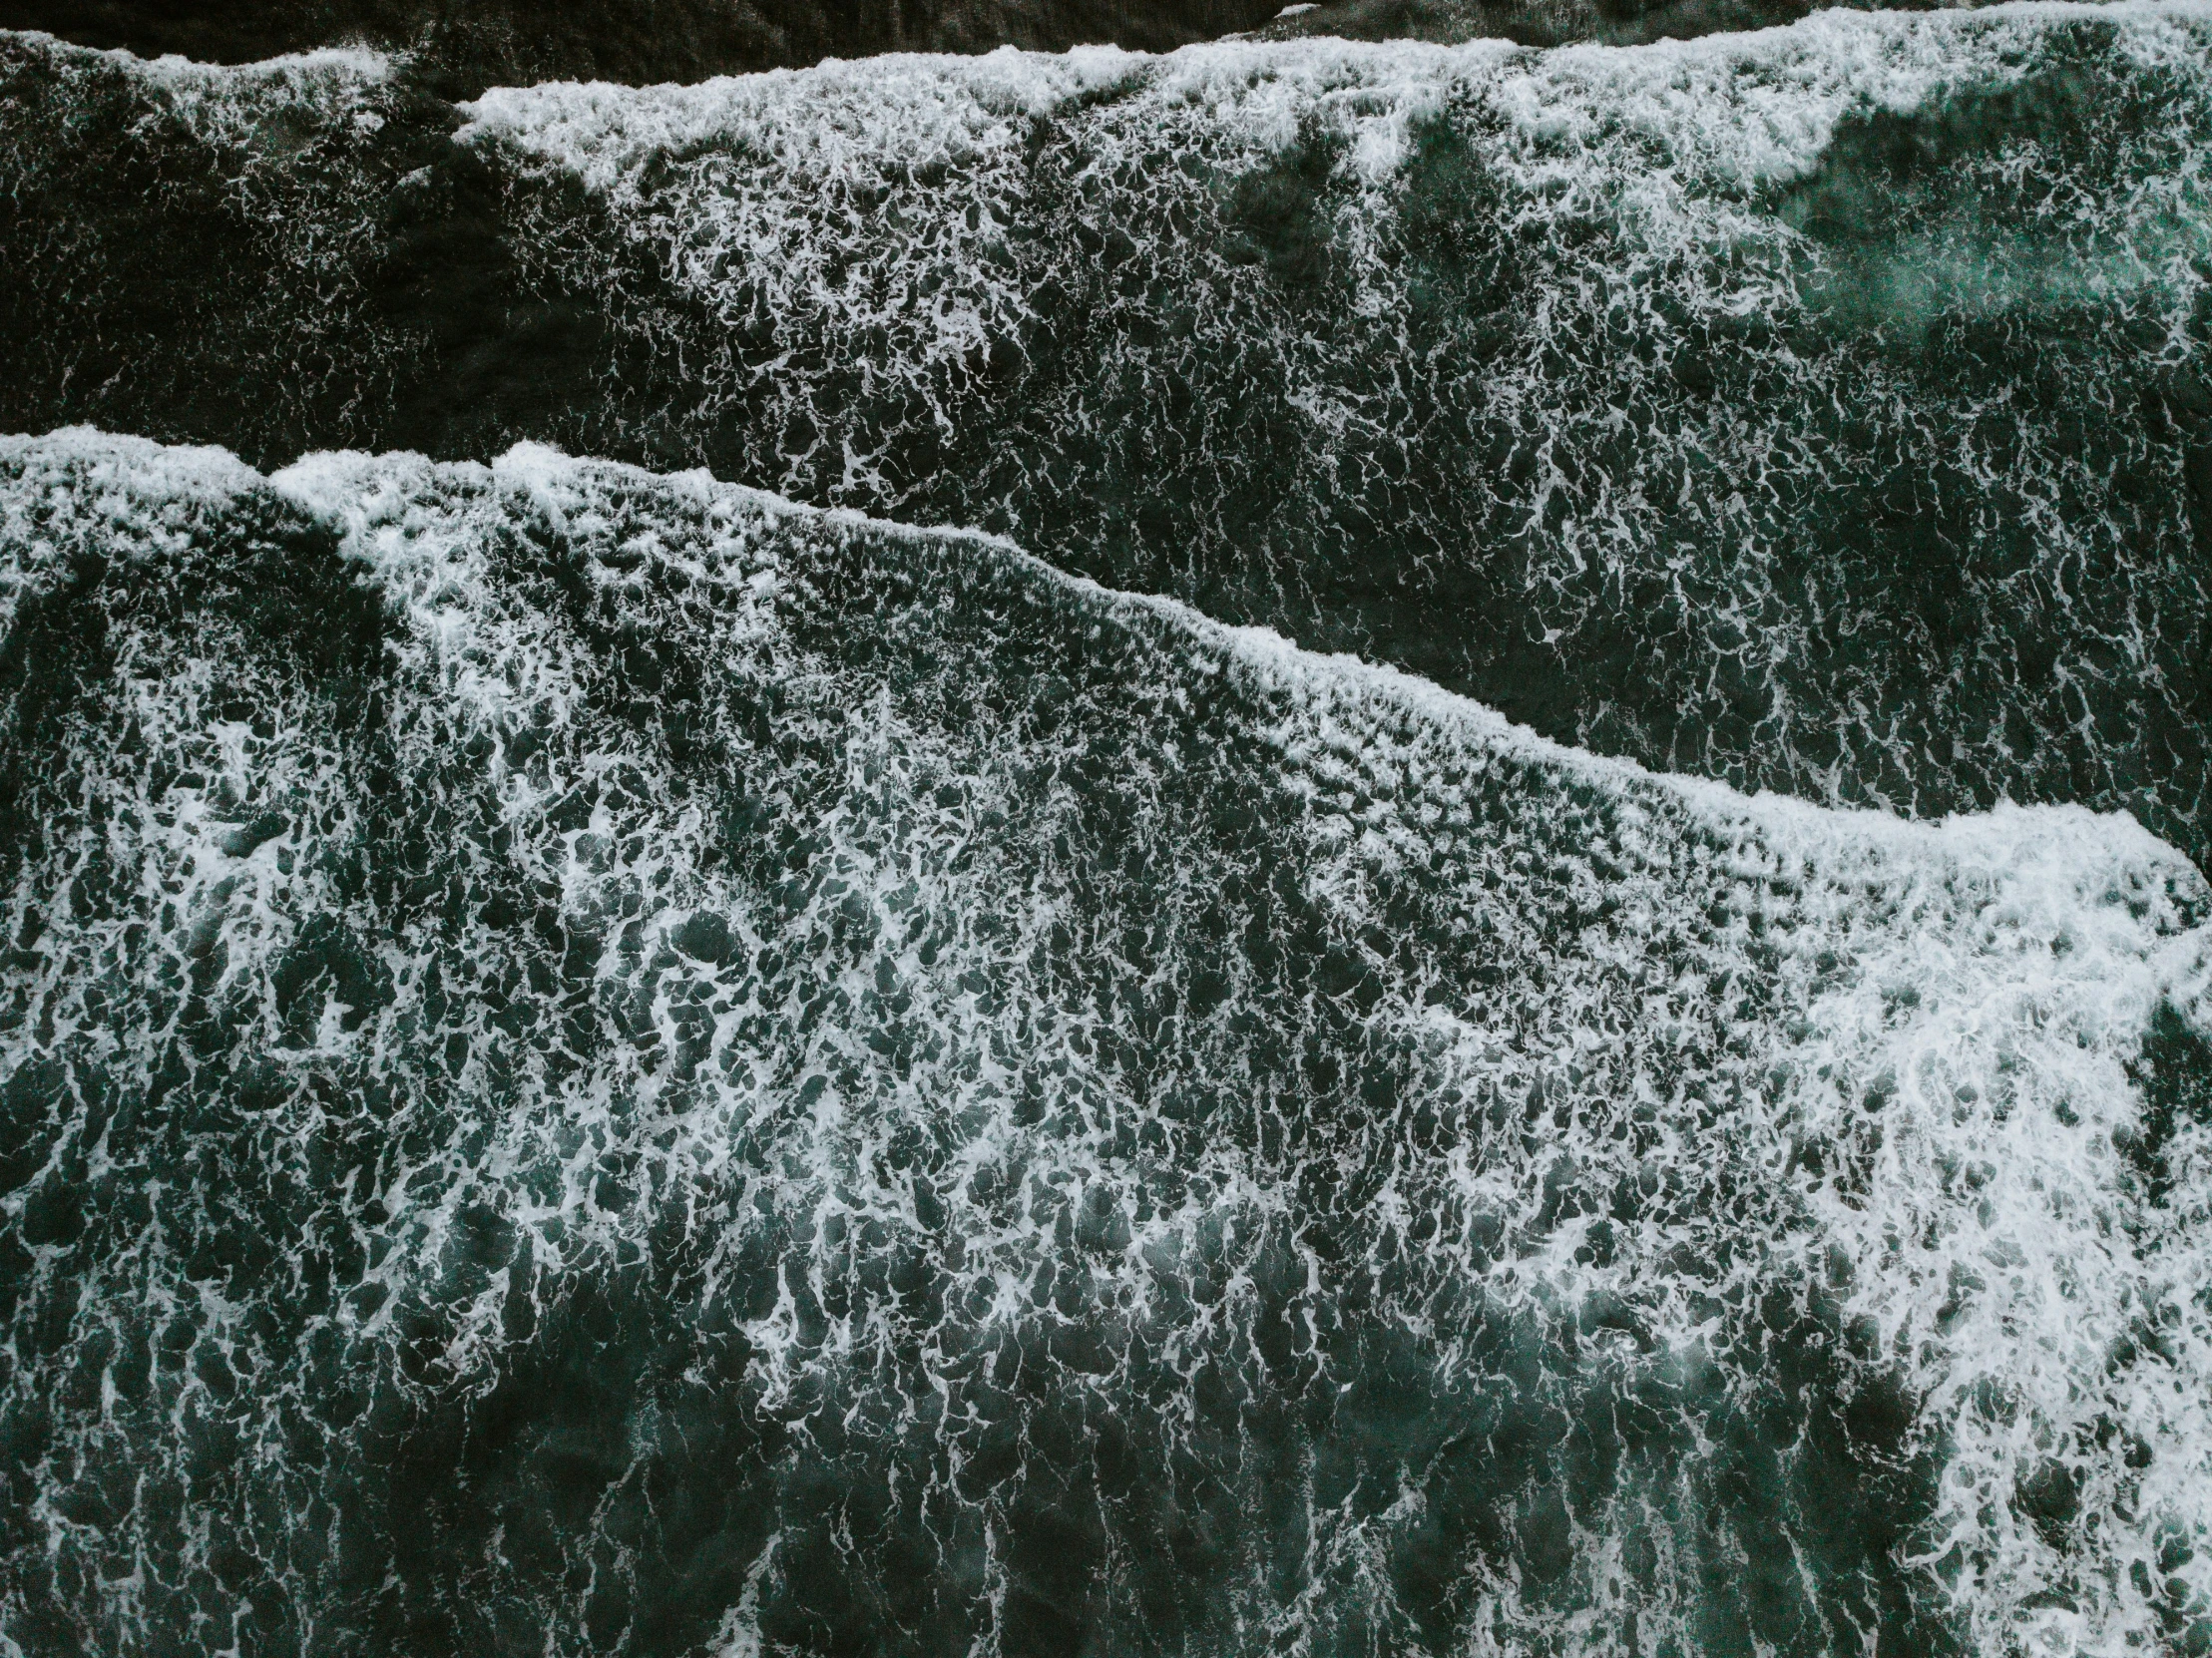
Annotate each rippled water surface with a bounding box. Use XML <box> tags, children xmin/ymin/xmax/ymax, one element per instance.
<box><xmin>2</xmin><ymin>6</ymin><xmax>2211</xmax><ymax>1656</ymax></box>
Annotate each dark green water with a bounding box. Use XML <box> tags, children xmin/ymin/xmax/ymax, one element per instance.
<box><xmin>2</xmin><ymin>7</ymin><xmax>2212</xmax><ymax>1656</ymax></box>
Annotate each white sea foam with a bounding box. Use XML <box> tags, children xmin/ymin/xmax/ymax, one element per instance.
<box><xmin>4</xmin><ymin>428</ymin><xmax>2207</xmax><ymax>1652</ymax></box>
<box><xmin>8</xmin><ymin>2</ymin><xmax>2207</xmax><ymax>869</ymax></box>
<box><xmin>459</xmin><ymin>2</ymin><xmax>2211</xmax><ymax>193</ymax></box>
<box><xmin>3</xmin><ymin>5</ymin><xmax>2209</xmax><ymax>1647</ymax></box>
<box><xmin>2</xmin><ymin>30</ymin><xmax>393</xmax><ymax>139</ymax></box>
<box><xmin>449</xmin><ymin>0</ymin><xmax>2212</xmax><ymax>413</ymax></box>
<box><xmin>429</xmin><ymin>0</ymin><xmax>2212</xmax><ymax>879</ymax></box>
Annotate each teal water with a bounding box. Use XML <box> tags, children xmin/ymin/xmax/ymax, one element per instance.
<box><xmin>2</xmin><ymin>8</ymin><xmax>2212</xmax><ymax>1656</ymax></box>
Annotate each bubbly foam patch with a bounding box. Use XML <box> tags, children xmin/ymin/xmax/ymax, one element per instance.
<box><xmin>447</xmin><ymin>1</ymin><xmax>2212</xmax><ymax>871</ymax></box>
<box><xmin>7</xmin><ymin>9</ymin><xmax>2211</xmax><ymax>874</ymax></box>
<box><xmin>0</xmin><ymin>30</ymin><xmax>417</xmax><ymax>473</ymax></box>
<box><xmin>2</xmin><ymin>429</ymin><xmax>2207</xmax><ymax>1655</ymax></box>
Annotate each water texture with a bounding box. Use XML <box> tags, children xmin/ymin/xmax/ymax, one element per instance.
<box><xmin>4</xmin><ymin>6</ymin><xmax>2212</xmax><ymax>1657</ymax></box>
<box><xmin>0</xmin><ymin>430</ymin><xmax>2207</xmax><ymax>1655</ymax></box>
<box><xmin>4</xmin><ymin>6</ymin><xmax>2211</xmax><ymax>868</ymax></box>
<box><xmin>1</xmin><ymin>0</ymin><xmax>1284</xmax><ymax>99</ymax></box>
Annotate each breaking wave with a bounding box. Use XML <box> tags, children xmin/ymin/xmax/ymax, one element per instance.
<box><xmin>6</xmin><ymin>8</ymin><xmax>2212</xmax><ymax>871</ymax></box>
<box><xmin>1</xmin><ymin>428</ymin><xmax>2207</xmax><ymax>1655</ymax></box>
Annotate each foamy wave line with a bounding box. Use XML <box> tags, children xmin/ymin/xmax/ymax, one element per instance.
<box><xmin>457</xmin><ymin>0</ymin><xmax>2212</xmax><ymax>196</ymax></box>
<box><xmin>272</xmin><ymin>427</ymin><xmax>2212</xmax><ymax>877</ymax></box>
<box><xmin>5</xmin><ymin>425</ymin><xmax>2210</xmax><ymax>1653</ymax></box>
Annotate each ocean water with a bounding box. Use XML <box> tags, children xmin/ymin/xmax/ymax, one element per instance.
<box><xmin>7</xmin><ymin>6</ymin><xmax>2212</xmax><ymax>867</ymax></box>
<box><xmin>2</xmin><ymin>8</ymin><xmax>2211</xmax><ymax>1658</ymax></box>
<box><xmin>2</xmin><ymin>430</ymin><xmax>2208</xmax><ymax>1654</ymax></box>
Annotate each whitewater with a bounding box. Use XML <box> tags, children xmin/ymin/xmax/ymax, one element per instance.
<box><xmin>3</xmin><ymin>4</ymin><xmax>2212</xmax><ymax>1656</ymax></box>
<box><xmin>0</xmin><ymin>425</ymin><xmax>2204</xmax><ymax>1654</ymax></box>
